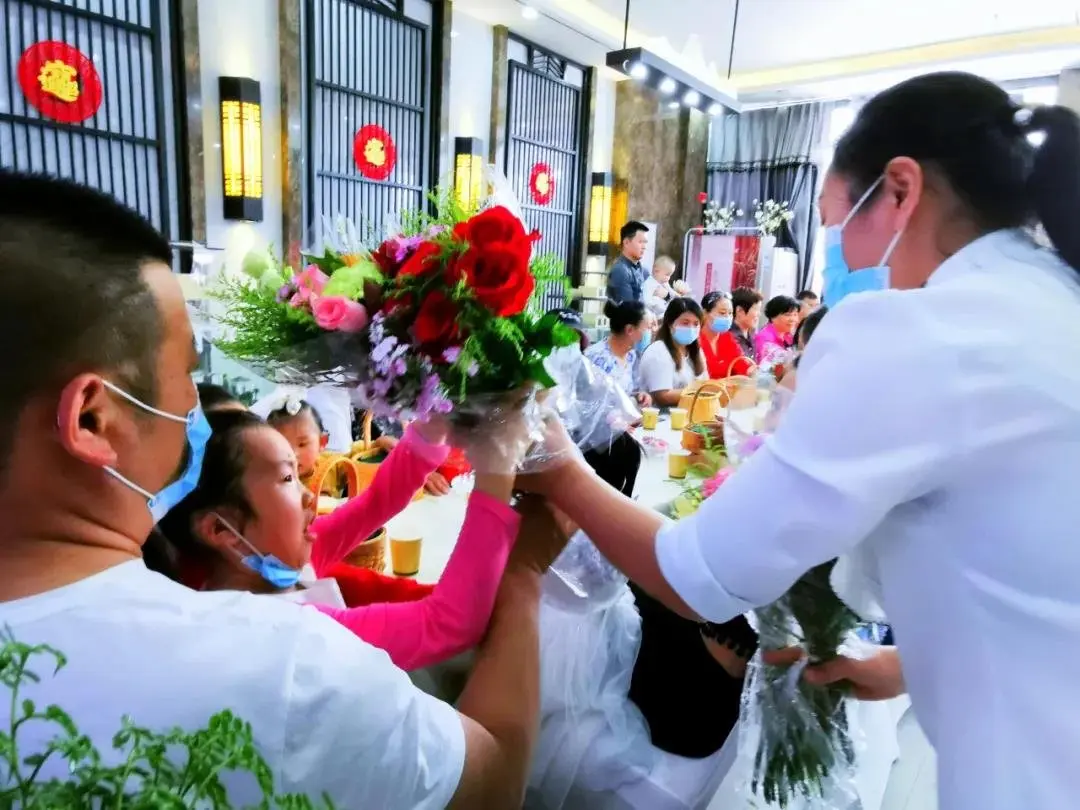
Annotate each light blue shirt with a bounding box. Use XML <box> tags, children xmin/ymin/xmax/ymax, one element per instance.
<box><xmin>584</xmin><ymin>339</ymin><xmax>638</xmax><ymax>396</ymax></box>
<box><xmin>657</xmin><ymin>229</ymin><xmax>1080</xmax><ymax>810</ymax></box>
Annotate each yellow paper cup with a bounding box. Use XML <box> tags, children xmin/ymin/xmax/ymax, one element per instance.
<box><xmin>670</xmin><ymin>408</ymin><xmax>688</xmax><ymax>430</ymax></box>
<box><xmin>641</xmin><ymin>407</ymin><xmax>660</xmax><ymax>430</ymax></box>
<box><xmin>390</xmin><ymin>536</ymin><xmax>423</xmax><ymax>577</ymax></box>
<box><xmin>668</xmin><ymin>449</ymin><xmax>691</xmax><ymax>479</ymax></box>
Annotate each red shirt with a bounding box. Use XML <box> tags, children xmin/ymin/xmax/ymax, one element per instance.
<box><xmin>700</xmin><ymin>331</ymin><xmax>756</xmax><ymax>378</ymax></box>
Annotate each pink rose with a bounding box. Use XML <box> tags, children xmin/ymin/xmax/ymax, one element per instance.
<box><xmin>313</xmin><ymin>296</ymin><xmax>370</xmax><ymax>332</ymax></box>
<box><xmin>295</xmin><ymin>264</ymin><xmax>329</xmax><ymax>295</ymax></box>
<box><xmin>701</xmin><ymin>467</ymin><xmax>734</xmax><ymax>499</ymax></box>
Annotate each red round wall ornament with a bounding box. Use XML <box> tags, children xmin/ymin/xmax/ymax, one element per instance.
<box><xmin>353</xmin><ymin>124</ymin><xmax>397</xmax><ymax>181</ymax></box>
<box><xmin>18</xmin><ymin>41</ymin><xmax>103</xmax><ymax>124</ymax></box>
<box><xmin>528</xmin><ymin>163</ymin><xmax>555</xmax><ymax>206</ymax></box>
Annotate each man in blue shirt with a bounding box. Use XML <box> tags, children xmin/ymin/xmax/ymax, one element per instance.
<box><xmin>606</xmin><ymin>221</ymin><xmax>650</xmax><ymax>303</ymax></box>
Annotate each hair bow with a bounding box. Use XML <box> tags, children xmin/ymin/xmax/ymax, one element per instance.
<box><xmin>251</xmin><ymin>386</ymin><xmax>308</xmax><ymax>419</ymax></box>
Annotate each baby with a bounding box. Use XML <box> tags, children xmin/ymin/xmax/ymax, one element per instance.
<box><xmin>643</xmin><ymin>256</ymin><xmax>691</xmax><ymax>316</ymax></box>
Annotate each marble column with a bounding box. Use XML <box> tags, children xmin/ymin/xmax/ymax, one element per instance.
<box><xmin>179</xmin><ymin>0</ymin><xmax>204</xmax><ymax>243</ymax></box>
<box><xmin>612</xmin><ymin>80</ymin><xmax>708</xmax><ymax>266</ymax></box>
<box><xmin>279</xmin><ymin>0</ymin><xmax>304</xmax><ymax>259</ymax></box>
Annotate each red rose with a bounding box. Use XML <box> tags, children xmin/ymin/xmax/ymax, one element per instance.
<box><xmin>458</xmin><ymin>242</ymin><xmax>535</xmax><ymax>317</ymax></box>
<box><xmin>414</xmin><ymin>291</ymin><xmax>462</xmax><ymax>348</ymax></box>
<box><xmin>371</xmin><ymin>240</ymin><xmax>399</xmax><ymax>276</ymax></box>
<box><xmin>455</xmin><ymin>206</ymin><xmax>539</xmax><ymax>252</ymax></box>
<box><xmin>398</xmin><ymin>241</ymin><xmax>443</xmax><ymax>278</ymax></box>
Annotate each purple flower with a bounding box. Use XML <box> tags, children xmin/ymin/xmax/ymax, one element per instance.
<box><xmin>276</xmin><ymin>283</ymin><xmax>294</xmax><ymax>303</ymax></box>
<box><xmin>443</xmin><ymin>347</ymin><xmax>462</xmax><ymax>363</ymax></box>
<box><xmin>388</xmin><ymin>234</ymin><xmax>425</xmax><ymax>263</ymax></box>
<box><xmin>371</xmin><ymin>335</ymin><xmax>398</xmax><ymax>365</ymax></box>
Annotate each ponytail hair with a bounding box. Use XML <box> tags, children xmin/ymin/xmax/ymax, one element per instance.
<box><xmin>603</xmin><ymin>298</ymin><xmax>647</xmax><ymax>335</ymax></box>
<box><xmin>832</xmin><ymin>71</ymin><xmax>1080</xmax><ymax>278</ymax></box>
<box><xmin>1025</xmin><ymin>105</ymin><xmax>1080</xmax><ymax>273</ymax></box>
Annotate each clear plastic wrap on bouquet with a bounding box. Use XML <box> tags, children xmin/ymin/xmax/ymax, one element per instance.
<box><xmin>721</xmin><ymin>379</ymin><xmax>864</xmax><ymax>808</ymax></box>
<box><xmin>542</xmin><ymin>345</ymin><xmax>641</xmax><ymax>455</ymax></box>
<box><xmin>736</xmin><ymin>563</ymin><xmax>862</xmax><ymax>808</ymax></box>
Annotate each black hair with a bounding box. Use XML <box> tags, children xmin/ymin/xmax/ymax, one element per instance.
<box><xmin>832</xmin><ymin>71</ymin><xmax>1080</xmax><ymax>276</ymax></box>
<box><xmin>701</xmin><ymin>291</ymin><xmax>731</xmax><ymax>314</ymax></box>
<box><xmin>197</xmin><ymin>382</ymin><xmax>243</xmax><ymax>413</ymax></box>
<box><xmin>549</xmin><ymin>307</ymin><xmax>590</xmax><ymax>351</ymax></box>
<box><xmin>266</xmin><ymin>400</ymin><xmax>325</xmax><ymax>434</ymax></box>
<box><xmin>0</xmin><ymin>171</ymin><xmax>170</xmax><ymax>466</ymax></box>
<box><xmin>655</xmin><ymin>297</ymin><xmax>705</xmax><ymax>377</ymax></box>
<box><xmin>792</xmin><ymin>306</ymin><xmax>829</xmax><ymax>370</ymax></box>
<box><xmin>764</xmin><ymin>295</ymin><xmax>800</xmax><ymax>321</ymax></box>
<box><xmin>156</xmin><ymin>409</ymin><xmax>269</xmax><ymax>577</ymax></box>
<box><xmin>620</xmin><ymin>221</ymin><xmax>649</xmax><ymax>243</ymax></box>
<box><xmin>794</xmin><ymin>305</ymin><xmax>828</xmax><ymax>348</ymax></box>
<box><xmin>796</xmin><ymin>290</ymin><xmax>819</xmax><ymax>302</ymax></box>
<box><xmin>603</xmin><ymin>299</ymin><xmax>647</xmax><ymax>335</ymax></box>
<box><xmin>731</xmin><ymin>287</ymin><xmax>763</xmax><ymax>317</ymax></box>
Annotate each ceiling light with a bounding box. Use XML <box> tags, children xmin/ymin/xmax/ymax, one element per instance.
<box><xmin>667</xmin><ymin>101</ymin><xmax>680</xmax><ymax>110</ymax></box>
<box><xmin>521</xmin><ymin>5</ymin><xmax>539</xmax><ymax>20</ymax></box>
<box><xmin>606</xmin><ymin>46</ymin><xmax>741</xmax><ymax>115</ymax></box>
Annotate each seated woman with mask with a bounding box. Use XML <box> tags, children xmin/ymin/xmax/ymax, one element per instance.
<box><xmin>637</xmin><ymin>298</ymin><xmax>706</xmax><ymax>408</ymax></box>
<box><xmin>698</xmin><ymin>292</ymin><xmax>757</xmax><ymax>379</ymax></box>
<box><xmin>156</xmin><ymin>408</ymin><xmax>527</xmax><ymax>671</ymax></box>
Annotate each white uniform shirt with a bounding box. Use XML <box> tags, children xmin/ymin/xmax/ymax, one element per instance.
<box><xmin>0</xmin><ymin>561</ymin><xmax>464</xmax><ymax>808</ymax></box>
<box><xmin>656</xmin><ymin>230</ymin><xmax>1080</xmax><ymax>810</ymax></box>
<box><xmin>638</xmin><ymin>340</ymin><xmax>699</xmax><ymax>394</ymax></box>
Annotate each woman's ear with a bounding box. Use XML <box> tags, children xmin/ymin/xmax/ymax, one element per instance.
<box><xmin>883</xmin><ymin>156</ymin><xmax>923</xmax><ymax>229</ymax></box>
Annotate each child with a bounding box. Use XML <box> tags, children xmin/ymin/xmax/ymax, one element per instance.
<box><xmin>157</xmin><ymin>409</ymin><xmax>522</xmax><ymax>671</ymax></box>
<box><xmin>642</xmin><ymin>256</ymin><xmax>691</xmax><ymax>317</ymax></box>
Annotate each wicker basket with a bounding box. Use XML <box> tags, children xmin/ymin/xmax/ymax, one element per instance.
<box><xmin>349</xmin><ymin>412</ymin><xmax>383</xmax><ymax>492</ymax></box>
<box><xmin>308</xmin><ymin>454</ymin><xmax>362</xmax><ymax>515</ymax></box>
<box><xmin>678</xmin><ymin>381</ymin><xmax>726</xmax><ymax>425</ymax></box>
<box><xmin>343</xmin><ymin>527</ymin><xmax>387</xmax><ymax>572</ymax></box>
<box><xmin>682</xmin><ymin>421</ymin><xmax>726</xmax><ymax>453</ymax></box>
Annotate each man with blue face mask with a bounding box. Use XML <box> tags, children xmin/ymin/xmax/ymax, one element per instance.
<box><xmin>0</xmin><ymin>173</ymin><xmax>560</xmax><ymax>809</ymax></box>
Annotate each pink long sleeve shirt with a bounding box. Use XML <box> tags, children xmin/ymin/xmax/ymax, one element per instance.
<box><xmin>307</xmin><ymin>425</ymin><xmax>520</xmax><ymax>671</ymax></box>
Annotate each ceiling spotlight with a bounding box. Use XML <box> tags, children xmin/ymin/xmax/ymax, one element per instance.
<box><xmin>707</xmin><ymin>102</ymin><xmax>722</xmax><ymax>116</ymax></box>
<box><xmin>521</xmin><ymin>5</ymin><xmax>539</xmax><ymax>20</ymax></box>
<box><xmin>659</xmin><ymin>77</ymin><xmax>676</xmax><ymax>95</ymax></box>
<box><xmin>683</xmin><ymin>90</ymin><xmax>701</xmax><ymax>106</ymax></box>
<box><xmin>629</xmin><ymin>62</ymin><xmax>648</xmax><ymax>80</ymax></box>
<box><xmin>667</xmin><ymin>101</ymin><xmax>680</xmax><ymax>110</ymax></box>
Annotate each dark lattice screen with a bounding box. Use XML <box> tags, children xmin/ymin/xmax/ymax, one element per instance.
<box><xmin>504</xmin><ymin>40</ymin><xmax>586</xmax><ymax>310</ymax></box>
<box><xmin>0</xmin><ymin>0</ymin><xmax>182</xmax><ymax>237</ymax></box>
<box><xmin>305</xmin><ymin>0</ymin><xmax>431</xmax><ymax>244</ymax></box>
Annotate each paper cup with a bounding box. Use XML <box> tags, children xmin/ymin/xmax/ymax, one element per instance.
<box><xmin>390</xmin><ymin>536</ymin><xmax>423</xmax><ymax>577</ymax></box>
<box><xmin>668</xmin><ymin>449</ymin><xmax>691</xmax><ymax>479</ymax></box>
<box><xmin>641</xmin><ymin>407</ymin><xmax>660</xmax><ymax>430</ymax></box>
<box><xmin>669</xmin><ymin>407</ymin><xmax>688</xmax><ymax>430</ymax></box>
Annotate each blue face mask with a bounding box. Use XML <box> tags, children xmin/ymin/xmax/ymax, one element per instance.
<box><xmin>709</xmin><ymin>316</ymin><xmax>733</xmax><ymax>334</ymax></box>
<box><xmin>822</xmin><ymin>176</ymin><xmax>903</xmax><ymax>308</ymax></box>
<box><xmin>214</xmin><ymin>513</ymin><xmax>303</xmax><ymax>590</ymax></box>
<box><xmin>636</xmin><ymin>330</ymin><xmax>652</xmax><ymax>354</ymax></box>
<box><xmin>673</xmin><ymin>326</ymin><xmax>700</xmax><ymax>346</ymax></box>
<box><xmin>101</xmin><ymin>381</ymin><xmax>211</xmax><ymax>523</ymax></box>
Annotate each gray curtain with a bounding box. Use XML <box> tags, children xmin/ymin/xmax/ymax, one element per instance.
<box><xmin>706</xmin><ymin>103</ymin><xmax>833</xmax><ymax>288</ymax></box>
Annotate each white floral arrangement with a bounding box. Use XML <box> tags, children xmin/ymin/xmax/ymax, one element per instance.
<box><xmin>703</xmin><ymin>200</ymin><xmax>743</xmax><ymax>233</ymax></box>
<box><xmin>753</xmin><ymin>199</ymin><xmax>794</xmax><ymax>237</ymax></box>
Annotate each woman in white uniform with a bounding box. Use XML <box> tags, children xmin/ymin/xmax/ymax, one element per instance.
<box><xmin>528</xmin><ymin>72</ymin><xmax>1080</xmax><ymax>810</ymax></box>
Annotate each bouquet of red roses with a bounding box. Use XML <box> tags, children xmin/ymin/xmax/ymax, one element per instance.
<box><xmin>213</xmin><ymin>199</ymin><xmax>577</xmax><ymax>426</ymax></box>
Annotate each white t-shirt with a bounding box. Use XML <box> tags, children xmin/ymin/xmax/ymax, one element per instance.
<box><xmin>0</xmin><ymin>561</ymin><xmax>464</xmax><ymax>808</ymax></box>
<box><xmin>642</xmin><ymin>276</ymin><xmax>674</xmax><ymax>316</ymax></box>
<box><xmin>638</xmin><ymin>340</ymin><xmax>699</xmax><ymax>394</ymax></box>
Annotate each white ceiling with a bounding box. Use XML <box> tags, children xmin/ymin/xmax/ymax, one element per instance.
<box><xmin>452</xmin><ymin>0</ymin><xmax>1080</xmax><ymax>103</ymax></box>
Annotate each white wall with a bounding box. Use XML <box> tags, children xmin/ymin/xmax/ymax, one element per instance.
<box><xmin>591</xmin><ymin>74</ymin><xmax>617</xmax><ymax>172</ymax></box>
<box><xmin>197</xmin><ymin>0</ymin><xmax>282</xmax><ymax>275</ymax></box>
<box><xmin>447</xmin><ymin>9</ymin><xmax>494</xmax><ymax>173</ymax></box>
